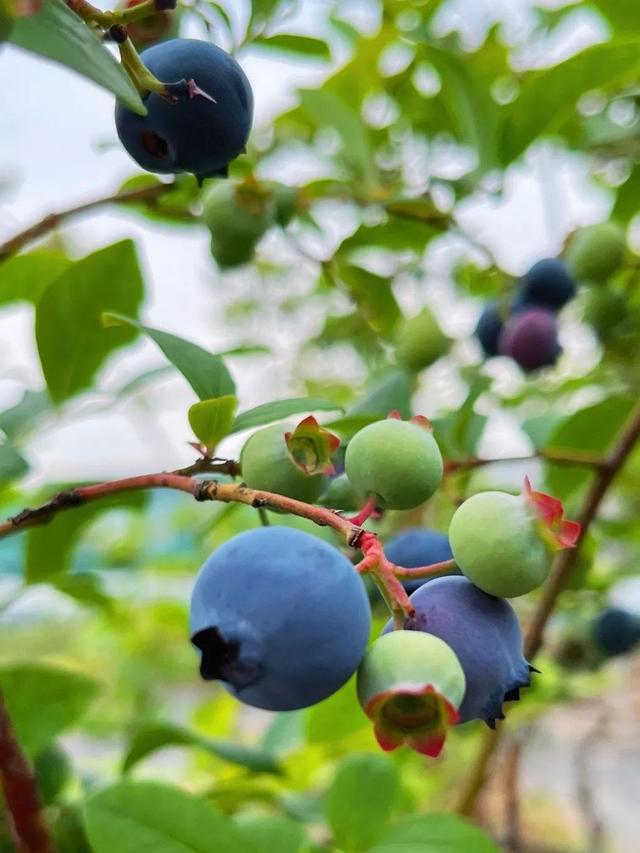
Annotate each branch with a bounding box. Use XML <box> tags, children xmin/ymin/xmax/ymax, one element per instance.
<box><xmin>455</xmin><ymin>402</ymin><xmax>640</xmax><ymax>817</ymax></box>
<box><xmin>0</xmin><ymin>691</ymin><xmax>54</xmax><ymax>853</ymax></box>
<box><xmin>0</xmin><ymin>182</ymin><xmax>190</xmax><ymax>262</ymax></box>
<box><xmin>445</xmin><ymin>448</ymin><xmax>607</xmax><ymax>475</ymax></box>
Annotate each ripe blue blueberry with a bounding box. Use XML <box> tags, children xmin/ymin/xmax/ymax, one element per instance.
<box><xmin>591</xmin><ymin>607</ymin><xmax>640</xmax><ymax>658</ymax></box>
<box><xmin>384</xmin><ymin>528</ymin><xmax>456</xmax><ymax>593</ymax></box>
<box><xmin>115</xmin><ymin>39</ymin><xmax>253</xmax><ymax>182</ymax></box>
<box><xmin>498</xmin><ymin>307</ymin><xmax>561</xmax><ymax>372</ymax></box>
<box><xmin>384</xmin><ymin>576</ymin><xmax>533</xmax><ymax>726</ymax></box>
<box><xmin>515</xmin><ymin>258</ymin><xmax>576</xmax><ymax>312</ymax></box>
<box><xmin>190</xmin><ymin>527</ymin><xmax>371</xmax><ymax>711</ymax></box>
<box><xmin>475</xmin><ymin>303</ymin><xmax>505</xmax><ymax>357</ymax></box>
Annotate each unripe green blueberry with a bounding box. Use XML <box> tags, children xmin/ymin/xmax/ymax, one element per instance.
<box><xmin>202</xmin><ymin>181</ymin><xmax>274</xmax><ymax>269</ymax></box>
<box><xmin>566</xmin><ymin>222</ymin><xmax>626</xmax><ymax>283</ymax></box>
<box><xmin>345</xmin><ymin>419</ymin><xmax>443</xmax><ymax>510</ymax></box>
<box><xmin>357</xmin><ymin>630</ymin><xmax>465</xmax><ymax>756</ymax></box>
<box><xmin>583</xmin><ymin>286</ymin><xmax>627</xmax><ymax>345</ymax></box>
<box><xmin>448</xmin><ymin>491</ymin><xmax>549</xmax><ymax>597</ymax></box>
<box><xmin>271</xmin><ymin>183</ymin><xmax>298</xmax><ymax>228</ymax></box>
<box><xmin>240</xmin><ymin>423</ymin><xmax>325</xmax><ymax>504</ymax></box>
<box><xmin>318</xmin><ymin>473</ymin><xmax>362</xmax><ymax>511</ymax></box>
<box><xmin>394</xmin><ymin>308</ymin><xmax>451</xmax><ymax>372</ymax></box>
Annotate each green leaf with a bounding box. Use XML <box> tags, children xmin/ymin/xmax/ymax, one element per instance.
<box><xmin>0</xmin><ymin>663</ymin><xmax>100</xmax><ymax>755</ymax></box>
<box><xmin>347</xmin><ymin>371</ymin><xmax>415</xmax><ymax>420</ymax></box>
<box><xmin>104</xmin><ymin>314</ymin><xmax>236</xmax><ymax>400</ymax></box>
<box><xmin>255</xmin><ymin>34</ymin><xmax>330</xmax><ymax>59</ymax></box>
<box><xmin>230</xmin><ymin>397</ymin><xmax>342</xmax><ymax>434</ymax></box>
<box><xmin>234</xmin><ymin>815</ymin><xmax>307</xmax><ymax>853</ymax></box>
<box><xmin>306</xmin><ymin>677</ymin><xmax>367</xmax><ymax>744</ymax></box>
<box><xmin>9</xmin><ymin>0</ymin><xmax>146</xmax><ymax>114</ymax></box>
<box><xmin>336</xmin><ymin>265</ymin><xmax>401</xmax><ymax>339</ymax></box>
<box><xmin>500</xmin><ymin>37</ymin><xmax>640</xmax><ymax>163</ymax></box>
<box><xmin>188</xmin><ymin>396</ymin><xmax>238</xmax><ymax>450</ymax></box>
<box><xmin>0</xmin><ymin>442</ymin><xmax>28</xmax><ymax>483</ymax></box>
<box><xmin>36</xmin><ymin>241</ymin><xmax>144</xmax><ymax>404</ymax></box>
<box><xmin>298</xmin><ymin>89</ymin><xmax>377</xmax><ymax>187</ymax></box>
<box><xmin>369</xmin><ymin>813</ymin><xmax>500</xmax><ymax>853</ymax></box>
<box><xmin>53</xmin><ymin>573</ymin><xmax>113</xmax><ymax>610</ymax></box>
<box><xmin>84</xmin><ymin>781</ymin><xmax>250</xmax><ymax>853</ymax></box>
<box><xmin>0</xmin><ymin>390</ymin><xmax>50</xmax><ymax>441</ymax></box>
<box><xmin>25</xmin><ymin>491</ymin><xmax>146</xmax><ymax>584</ymax></box>
<box><xmin>545</xmin><ymin>396</ymin><xmax>635</xmax><ymax>499</ymax></box>
<box><xmin>325</xmin><ymin>753</ymin><xmax>399</xmax><ymax>852</ymax></box>
<box><xmin>122</xmin><ymin>722</ymin><xmax>282</xmax><ymax>775</ymax></box>
<box><xmin>339</xmin><ymin>218</ymin><xmax>441</xmax><ymax>256</ymax></box>
<box><xmin>0</xmin><ymin>252</ymin><xmax>72</xmax><ymax>306</ymax></box>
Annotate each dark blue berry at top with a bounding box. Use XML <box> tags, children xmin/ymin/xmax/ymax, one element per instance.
<box><xmin>384</xmin><ymin>576</ymin><xmax>533</xmax><ymax>726</ymax></box>
<box><xmin>115</xmin><ymin>39</ymin><xmax>253</xmax><ymax>182</ymax></box>
<box><xmin>591</xmin><ymin>607</ymin><xmax>640</xmax><ymax>658</ymax></box>
<box><xmin>475</xmin><ymin>303</ymin><xmax>505</xmax><ymax>357</ymax></box>
<box><xmin>385</xmin><ymin>528</ymin><xmax>456</xmax><ymax>593</ymax></box>
<box><xmin>190</xmin><ymin>527</ymin><xmax>371</xmax><ymax>711</ymax></box>
<box><xmin>516</xmin><ymin>258</ymin><xmax>577</xmax><ymax>312</ymax></box>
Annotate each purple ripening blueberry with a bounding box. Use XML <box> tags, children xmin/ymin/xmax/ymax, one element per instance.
<box><xmin>383</xmin><ymin>576</ymin><xmax>534</xmax><ymax>727</ymax></box>
<box><xmin>498</xmin><ymin>307</ymin><xmax>561</xmax><ymax>372</ymax></box>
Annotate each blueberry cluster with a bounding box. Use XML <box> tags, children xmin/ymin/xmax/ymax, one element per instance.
<box><xmin>189</xmin><ymin>416</ymin><xmax>578</xmax><ymax>757</ymax></box>
<box><xmin>475</xmin><ymin>258</ymin><xmax>574</xmax><ymax>372</ymax></box>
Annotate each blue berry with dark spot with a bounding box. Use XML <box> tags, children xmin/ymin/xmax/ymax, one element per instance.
<box><xmin>475</xmin><ymin>303</ymin><xmax>505</xmax><ymax>357</ymax></box>
<box><xmin>385</xmin><ymin>528</ymin><xmax>456</xmax><ymax>593</ymax></box>
<box><xmin>515</xmin><ymin>258</ymin><xmax>576</xmax><ymax>311</ymax></box>
<box><xmin>384</xmin><ymin>576</ymin><xmax>533</xmax><ymax>726</ymax></box>
<box><xmin>190</xmin><ymin>527</ymin><xmax>371</xmax><ymax>711</ymax></box>
<box><xmin>591</xmin><ymin>607</ymin><xmax>640</xmax><ymax>658</ymax></box>
<box><xmin>115</xmin><ymin>39</ymin><xmax>253</xmax><ymax>182</ymax></box>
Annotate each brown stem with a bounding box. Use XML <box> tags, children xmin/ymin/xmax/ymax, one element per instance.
<box><xmin>0</xmin><ymin>692</ymin><xmax>55</xmax><ymax>853</ymax></box>
<box><xmin>502</xmin><ymin>737</ymin><xmax>522</xmax><ymax>853</ymax></box>
<box><xmin>455</xmin><ymin>402</ymin><xmax>640</xmax><ymax>817</ymax></box>
<box><xmin>0</xmin><ymin>182</ymin><xmax>189</xmax><ymax>262</ymax></box>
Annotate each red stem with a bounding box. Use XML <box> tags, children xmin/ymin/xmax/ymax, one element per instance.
<box><xmin>0</xmin><ymin>692</ymin><xmax>54</xmax><ymax>853</ymax></box>
<box><xmin>347</xmin><ymin>496</ymin><xmax>378</xmax><ymax>527</ymax></box>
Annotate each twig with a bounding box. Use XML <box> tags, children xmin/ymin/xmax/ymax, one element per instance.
<box><xmin>503</xmin><ymin>736</ymin><xmax>523</xmax><ymax>853</ymax></box>
<box><xmin>0</xmin><ymin>691</ymin><xmax>54</xmax><ymax>853</ymax></box>
<box><xmin>455</xmin><ymin>402</ymin><xmax>640</xmax><ymax>817</ymax></box>
<box><xmin>445</xmin><ymin>448</ymin><xmax>607</xmax><ymax>474</ymax></box>
<box><xmin>0</xmin><ymin>182</ymin><xmax>186</xmax><ymax>262</ymax></box>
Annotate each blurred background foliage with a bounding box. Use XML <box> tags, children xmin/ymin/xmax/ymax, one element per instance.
<box><xmin>2</xmin><ymin>0</ymin><xmax>640</xmax><ymax>850</ymax></box>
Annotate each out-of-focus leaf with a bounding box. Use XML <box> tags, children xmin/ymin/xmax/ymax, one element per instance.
<box><xmin>234</xmin><ymin>814</ymin><xmax>308</xmax><ymax>853</ymax></box>
<box><xmin>613</xmin><ymin>163</ymin><xmax>640</xmax><ymax>222</ymax></box>
<box><xmin>0</xmin><ymin>390</ymin><xmax>50</xmax><ymax>441</ymax></box>
<box><xmin>545</xmin><ymin>396</ymin><xmax>635</xmax><ymax>499</ymax></box>
<box><xmin>36</xmin><ymin>241</ymin><xmax>144</xmax><ymax>404</ymax></box>
<box><xmin>53</xmin><ymin>573</ymin><xmax>113</xmax><ymax>610</ymax></box>
<box><xmin>348</xmin><ymin>371</ymin><xmax>414</xmax><ymax>420</ymax></box>
<box><xmin>10</xmin><ymin>0</ymin><xmax>146</xmax><ymax>114</ymax></box>
<box><xmin>230</xmin><ymin>397</ymin><xmax>342</xmax><ymax>434</ymax></box>
<box><xmin>255</xmin><ymin>34</ymin><xmax>330</xmax><ymax>59</ymax></box>
<box><xmin>336</xmin><ymin>264</ymin><xmax>401</xmax><ymax>338</ymax></box>
<box><xmin>339</xmin><ymin>217</ymin><xmax>441</xmax><ymax>256</ymax></box>
<box><xmin>306</xmin><ymin>678</ymin><xmax>366</xmax><ymax>744</ymax></box>
<box><xmin>104</xmin><ymin>313</ymin><xmax>235</xmax><ymax>400</ymax></box>
<box><xmin>116</xmin><ymin>174</ymin><xmax>200</xmax><ymax>225</ymax></box>
<box><xmin>0</xmin><ymin>663</ymin><xmax>100</xmax><ymax>755</ymax></box>
<box><xmin>84</xmin><ymin>781</ymin><xmax>249</xmax><ymax>853</ymax></box>
<box><xmin>0</xmin><ymin>253</ymin><xmax>71</xmax><ymax>305</ymax></box>
<box><xmin>325</xmin><ymin>753</ymin><xmax>399</xmax><ymax>852</ymax></box>
<box><xmin>500</xmin><ymin>38</ymin><xmax>640</xmax><ymax>163</ymax></box>
<box><xmin>432</xmin><ymin>377</ymin><xmax>491</xmax><ymax>459</ymax></box>
<box><xmin>122</xmin><ymin>722</ymin><xmax>282</xmax><ymax>775</ymax></box>
<box><xmin>370</xmin><ymin>814</ymin><xmax>500</xmax><ymax>853</ymax></box>
<box><xmin>25</xmin><ymin>491</ymin><xmax>146</xmax><ymax>583</ymax></box>
<box><xmin>0</xmin><ymin>442</ymin><xmax>28</xmax><ymax>483</ymax></box>
<box><xmin>188</xmin><ymin>396</ymin><xmax>238</xmax><ymax>450</ymax></box>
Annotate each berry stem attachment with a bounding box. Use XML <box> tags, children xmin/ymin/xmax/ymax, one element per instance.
<box><xmin>347</xmin><ymin>496</ymin><xmax>378</xmax><ymax>527</ymax></box>
<box><xmin>0</xmin><ymin>690</ymin><xmax>54</xmax><ymax>853</ymax></box>
<box><xmin>118</xmin><ymin>37</ymin><xmax>171</xmax><ymax>97</ymax></box>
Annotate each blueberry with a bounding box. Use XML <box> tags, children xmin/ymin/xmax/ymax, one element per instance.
<box><xmin>384</xmin><ymin>528</ymin><xmax>456</xmax><ymax>593</ymax></box>
<box><xmin>591</xmin><ymin>607</ymin><xmax>640</xmax><ymax>658</ymax></box>
<box><xmin>384</xmin><ymin>576</ymin><xmax>533</xmax><ymax>726</ymax></box>
<box><xmin>115</xmin><ymin>39</ymin><xmax>253</xmax><ymax>181</ymax></box>
<box><xmin>190</xmin><ymin>527</ymin><xmax>371</xmax><ymax>711</ymax></box>
<box><xmin>515</xmin><ymin>258</ymin><xmax>576</xmax><ymax>311</ymax></box>
<box><xmin>498</xmin><ymin>307</ymin><xmax>561</xmax><ymax>372</ymax></box>
<box><xmin>345</xmin><ymin>419</ymin><xmax>443</xmax><ymax>511</ymax></box>
<box><xmin>394</xmin><ymin>308</ymin><xmax>451</xmax><ymax>373</ymax></box>
<box><xmin>475</xmin><ymin>303</ymin><xmax>505</xmax><ymax>357</ymax></box>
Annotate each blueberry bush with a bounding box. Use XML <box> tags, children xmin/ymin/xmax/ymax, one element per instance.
<box><xmin>2</xmin><ymin>1</ymin><xmax>640</xmax><ymax>851</ymax></box>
